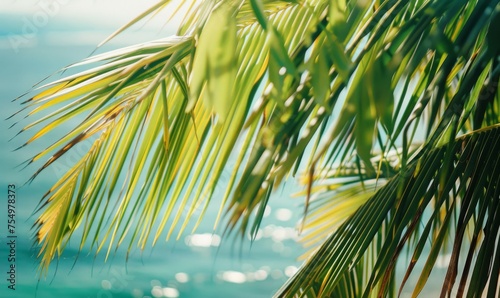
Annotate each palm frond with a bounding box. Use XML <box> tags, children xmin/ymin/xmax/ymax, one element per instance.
<box><xmin>277</xmin><ymin>125</ymin><xmax>500</xmax><ymax>297</ymax></box>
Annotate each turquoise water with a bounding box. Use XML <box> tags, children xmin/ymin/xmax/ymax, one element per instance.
<box><xmin>0</xmin><ymin>16</ymin><xmax>306</xmax><ymax>298</ymax></box>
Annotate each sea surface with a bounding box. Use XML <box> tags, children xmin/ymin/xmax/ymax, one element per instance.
<box><xmin>0</xmin><ymin>7</ymin><xmax>449</xmax><ymax>298</ymax></box>
<box><xmin>0</xmin><ymin>10</ymin><xmax>308</xmax><ymax>298</ymax></box>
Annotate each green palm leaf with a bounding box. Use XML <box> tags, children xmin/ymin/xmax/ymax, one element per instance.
<box><xmin>279</xmin><ymin>125</ymin><xmax>500</xmax><ymax>297</ymax></box>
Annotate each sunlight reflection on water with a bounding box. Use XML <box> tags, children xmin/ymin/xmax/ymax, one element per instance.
<box><xmin>185</xmin><ymin>233</ymin><xmax>221</xmax><ymax>248</ymax></box>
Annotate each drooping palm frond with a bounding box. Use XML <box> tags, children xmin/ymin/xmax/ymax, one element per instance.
<box><xmin>15</xmin><ymin>0</ymin><xmax>329</xmax><ymax>274</ymax></box>
<box><xmin>279</xmin><ymin>125</ymin><xmax>500</xmax><ymax>297</ymax></box>
<box><xmin>12</xmin><ymin>0</ymin><xmax>500</xmax><ymax>296</ymax></box>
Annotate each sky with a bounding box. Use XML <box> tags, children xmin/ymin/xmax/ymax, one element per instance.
<box><xmin>1</xmin><ymin>0</ymin><xmax>167</xmax><ymax>25</ymax></box>
<box><xmin>0</xmin><ymin>0</ymin><xmax>186</xmax><ymax>50</ymax></box>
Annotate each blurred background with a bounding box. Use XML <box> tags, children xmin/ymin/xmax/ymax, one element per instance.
<box><xmin>0</xmin><ymin>1</ymin><xmax>306</xmax><ymax>297</ymax></box>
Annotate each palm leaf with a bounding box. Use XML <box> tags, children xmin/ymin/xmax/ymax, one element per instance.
<box><xmin>277</xmin><ymin>125</ymin><xmax>500</xmax><ymax>297</ymax></box>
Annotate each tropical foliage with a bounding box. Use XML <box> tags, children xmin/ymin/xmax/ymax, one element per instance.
<box><xmin>12</xmin><ymin>0</ymin><xmax>500</xmax><ymax>296</ymax></box>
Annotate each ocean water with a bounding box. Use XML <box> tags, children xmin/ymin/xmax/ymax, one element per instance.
<box><xmin>0</xmin><ymin>15</ymin><xmax>308</xmax><ymax>298</ymax></box>
<box><xmin>0</xmin><ymin>38</ymin><xmax>305</xmax><ymax>298</ymax></box>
